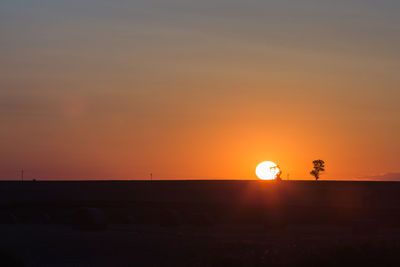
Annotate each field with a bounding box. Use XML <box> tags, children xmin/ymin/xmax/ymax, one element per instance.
<box><xmin>0</xmin><ymin>180</ymin><xmax>400</xmax><ymax>266</ymax></box>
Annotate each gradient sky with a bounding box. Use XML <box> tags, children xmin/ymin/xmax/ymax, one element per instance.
<box><xmin>1</xmin><ymin>0</ymin><xmax>399</xmax><ymax>180</ymax></box>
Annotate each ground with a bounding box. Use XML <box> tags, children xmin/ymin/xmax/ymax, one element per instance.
<box><xmin>1</xmin><ymin>224</ymin><xmax>400</xmax><ymax>266</ymax></box>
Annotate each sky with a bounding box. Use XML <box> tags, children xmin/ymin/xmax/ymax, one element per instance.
<box><xmin>0</xmin><ymin>0</ymin><xmax>399</xmax><ymax>180</ymax></box>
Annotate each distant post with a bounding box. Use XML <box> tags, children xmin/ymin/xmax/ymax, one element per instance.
<box><xmin>150</xmin><ymin>173</ymin><xmax>152</xmax><ymax>181</ymax></box>
<box><xmin>21</xmin><ymin>169</ymin><xmax>24</xmax><ymax>182</ymax></box>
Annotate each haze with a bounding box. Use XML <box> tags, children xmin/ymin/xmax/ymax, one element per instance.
<box><xmin>1</xmin><ymin>0</ymin><xmax>399</xmax><ymax>180</ymax></box>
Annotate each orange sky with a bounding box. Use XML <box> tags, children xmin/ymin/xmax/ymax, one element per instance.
<box><xmin>0</xmin><ymin>1</ymin><xmax>399</xmax><ymax>180</ymax></box>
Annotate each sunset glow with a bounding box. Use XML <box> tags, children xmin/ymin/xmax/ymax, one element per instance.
<box><xmin>0</xmin><ymin>1</ymin><xmax>399</xmax><ymax>180</ymax></box>
<box><xmin>255</xmin><ymin>161</ymin><xmax>280</xmax><ymax>180</ymax></box>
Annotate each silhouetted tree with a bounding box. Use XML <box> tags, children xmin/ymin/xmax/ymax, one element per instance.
<box><xmin>310</xmin><ymin>159</ymin><xmax>325</xmax><ymax>180</ymax></box>
<box><xmin>276</xmin><ymin>166</ymin><xmax>282</xmax><ymax>181</ymax></box>
<box><xmin>271</xmin><ymin>165</ymin><xmax>282</xmax><ymax>181</ymax></box>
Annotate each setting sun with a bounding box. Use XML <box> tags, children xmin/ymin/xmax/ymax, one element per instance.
<box><xmin>255</xmin><ymin>161</ymin><xmax>280</xmax><ymax>180</ymax></box>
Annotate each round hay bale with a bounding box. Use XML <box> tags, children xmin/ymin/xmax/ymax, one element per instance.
<box><xmin>160</xmin><ymin>209</ymin><xmax>182</xmax><ymax>227</ymax></box>
<box><xmin>0</xmin><ymin>249</ymin><xmax>24</xmax><ymax>267</ymax></box>
<box><xmin>28</xmin><ymin>213</ymin><xmax>51</xmax><ymax>224</ymax></box>
<box><xmin>126</xmin><ymin>215</ymin><xmax>136</xmax><ymax>224</ymax></box>
<box><xmin>352</xmin><ymin>219</ymin><xmax>379</xmax><ymax>235</ymax></box>
<box><xmin>188</xmin><ymin>212</ymin><xmax>216</xmax><ymax>227</ymax></box>
<box><xmin>71</xmin><ymin>207</ymin><xmax>107</xmax><ymax>231</ymax></box>
<box><xmin>0</xmin><ymin>213</ymin><xmax>18</xmax><ymax>224</ymax></box>
<box><xmin>263</xmin><ymin>211</ymin><xmax>287</xmax><ymax>229</ymax></box>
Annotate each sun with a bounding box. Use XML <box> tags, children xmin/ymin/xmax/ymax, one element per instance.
<box><xmin>255</xmin><ymin>161</ymin><xmax>280</xmax><ymax>180</ymax></box>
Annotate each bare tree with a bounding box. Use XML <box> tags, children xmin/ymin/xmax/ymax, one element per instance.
<box><xmin>310</xmin><ymin>160</ymin><xmax>325</xmax><ymax>180</ymax></box>
<box><xmin>271</xmin><ymin>165</ymin><xmax>282</xmax><ymax>181</ymax></box>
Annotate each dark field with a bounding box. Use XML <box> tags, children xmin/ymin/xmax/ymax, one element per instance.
<box><xmin>1</xmin><ymin>180</ymin><xmax>400</xmax><ymax>266</ymax></box>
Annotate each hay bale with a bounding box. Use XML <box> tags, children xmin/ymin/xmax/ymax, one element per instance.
<box><xmin>0</xmin><ymin>249</ymin><xmax>24</xmax><ymax>267</ymax></box>
<box><xmin>28</xmin><ymin>213</ymin><xmax>51</xmax><ymax>224</ymax></box>
<box><xmin>0</xmin><ymin>213</ymin><xmax>18</xmax><ymax>224</ymax></box>
<box><xmin>127</xmin><ymin>215</ymin><xmax>137</xmax><ymax>224</ymax></box>
<box><xmin>160</xmin><ymin>209</ymin><xmax>182</xmax><ymax>227</ymax></box>
<box><xmin>72</xmin><ymin>207</ymin><xmax>107</xmax><ymax>231</ymax></box>
<box><xmin>352</xmin><ymin>219</ymin><xmax>379</xmax><ymax>235</ymax></box>
<box><xmin>123</xmin><ymin>215</ymin><xmax>136</xmax><ymax>224</ymax></box>
<box><xmin>188</xmin><ymin>212</ymin><xmax>216</xmax><ymax>226</ymax></box>
<box><xmin>263</xmin><ymin>210</ymin><xmax>287</xmax><ymax>229</ymax></box>
<box><xmin>9</xmin><ymin>214</ymin><xmax>18</xmax><ymax>224</ymax></box>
